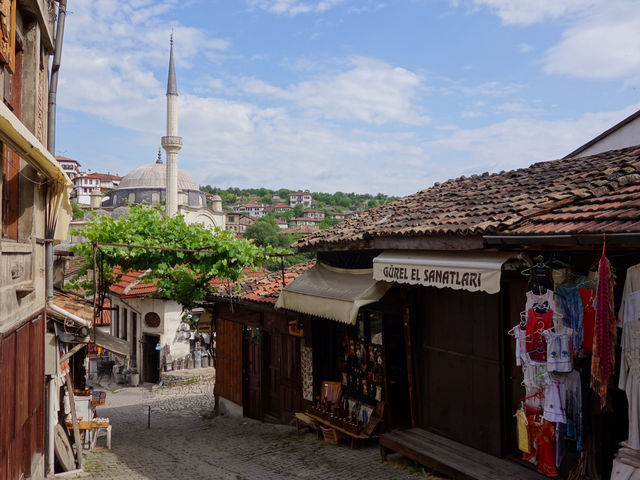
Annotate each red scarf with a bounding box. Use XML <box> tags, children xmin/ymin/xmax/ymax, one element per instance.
<box><xmin>590</xmin><ymin>254</ymin><xmax>616</xmax><ymax>410</ymax></box>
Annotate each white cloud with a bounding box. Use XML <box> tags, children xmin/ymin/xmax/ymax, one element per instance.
<box><xmin>517</xmin><ymin>43</ymin><xmax>533</xmax><ymax>53</ymax></box>
<box><xmin>465</xmin><ymin>0</ymin><xmax>598</xmax><ymax>25</ymax></box>
<box><xmin>430</xmin><ymin>104</ymin><xmax>640</xmax><ymax>175</ymax></box>
<box><xmin>241</xmin><ymin>57</ymin><xmax>429</xmax><ymax>125</ymax></box>
<box><xmin>543</xmin><ymin>4</ymin><xmax>640</xmax><ymax>80</ymax></box>
<box><xmin>245</xmin><ymin>0</ymin><xmax>347</xmax><ymax>16</ymax></box>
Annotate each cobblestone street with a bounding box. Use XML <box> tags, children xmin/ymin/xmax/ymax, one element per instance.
<box><xmin>83</xmin><ymin>379</ymin><xmax>427</xmax><ymax>480</ymax></box>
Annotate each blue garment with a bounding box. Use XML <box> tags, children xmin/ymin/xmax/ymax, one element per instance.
<box><xmin>556</xmin><ymin>285</ymin><xmax>584</xmax><ymax>357</ymax></box>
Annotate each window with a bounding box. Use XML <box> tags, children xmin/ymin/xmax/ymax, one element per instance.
<box><xmin>112</xmin><ymin>307</ymin><xmax>119</xmax><ymax>337</ymax></box>
<box><xmin>123</xmin><ymin>308</ymin><xmax>128</xmax><ymax>340</ymax></box>
<box><xmin>2</xmin><ymin>47</ymin><xmax>22</xmax><ymax>240</ymax></box>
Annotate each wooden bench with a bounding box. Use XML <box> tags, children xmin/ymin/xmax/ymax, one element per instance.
<box><xmin>380</xmin><ymin>428</ymin><xmax>547</xmax><ymax>480</ymax></box>
<box><xmin>306</xmin><ymin>413</ymin><xmax>376</xmax><ymax>449</ymax></box>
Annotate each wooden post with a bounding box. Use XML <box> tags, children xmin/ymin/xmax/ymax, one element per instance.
<box><xmin>402</xmin><ymin>287</ymin><xmax>416</xmax><ymax>428</ymax></box>
<box><xmin>64</xmin><ymin>371</ymin><xmax>84</xmax><ymax>469</ymax></box>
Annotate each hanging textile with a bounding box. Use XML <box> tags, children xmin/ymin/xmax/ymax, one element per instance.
<box><xmin>590</xmin><ymin>253</ymin><xmax>617</xmax><ymax>410</ymax></box>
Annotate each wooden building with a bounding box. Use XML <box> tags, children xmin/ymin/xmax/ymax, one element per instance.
<box><xmin>0</xmin><ymin>2</ymin><xmax>72</xmax><ymax>478</ymax></box>
<box><xmin>206</xmin><ymin>263</ymin><xmax>314</xmax><ymax>424</ymax></box>
<box><xmin>286</xmin><ymin>145</ymin><xmax>640</xmax><ymax>479</ymax></box>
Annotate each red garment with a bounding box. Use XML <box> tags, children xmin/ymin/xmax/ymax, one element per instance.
<box><xmin>526</xmin><ymin>308</ymin><xmax>554</xmax><ymax>362</ymax></box>
<box><xmin>523</xmin><ymin>414</ymin><xmax>558</xmax><ymax>477</ymax></box>
<box><xmin>579</xmin><ymin>288</ymin><xmax>595</xmax><ymax>354</ymax></box>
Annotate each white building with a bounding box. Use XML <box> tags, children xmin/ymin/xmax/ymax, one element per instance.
<box><xmin>72</xmin><ymin>172</ymin><xmax>121</xmax><ymax>205</ymax></box>
<box><xmin>565</xmin><ymin>108</ymin><xmax>640</xmax><ymax>158</ymax></box>
<box><xmin>56</xmin><ymin>156</ymin><xmax>81</xmax><ymax>179</ymax></box>
<box><xmin>289</xmin><ymin>192</ymin><xmax>312</xmax><ymax>208</ymax></box>
<box><xmin>232</xmin><ymin>202</ymin><xmax>265</xmax><ymax>217</ymax></box>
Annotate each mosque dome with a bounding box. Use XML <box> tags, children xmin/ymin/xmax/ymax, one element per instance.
<box><xmin>104</xmin><ymin>160</ymin><xmax>206</xmax><ymax>209</ymax></box>
<box><xmin>118</xmin><ymin>162</ymin><xmax>199</xmax><ymax>191</ymax></box>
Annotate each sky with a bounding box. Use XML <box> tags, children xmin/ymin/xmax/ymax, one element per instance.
<box><xmin>56</xmin><ymin>0</ymin><xmax>640</xmax><ymax>196</ymax></box>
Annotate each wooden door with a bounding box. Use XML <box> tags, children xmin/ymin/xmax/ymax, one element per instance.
<box><xmin>142</xmin><ymin>335</ymin><xmax>160</xmax><ymax>383</ymax></box>
<box><xmin>214</xmin><ymin>318</ymin><xmax>243</xmax><ymax>405</ymax></box>
<box><xmin>280</xmin><ymin>334</ymin><xmax>302</xmax><ymax>423</ymax></box>
<box><xmin>264</xmin><ymin>332</ymin><xmax>281</xmax><ymax>421</ymax></box>
<box><xmin>243</xmin><ymin>329</ymin><xmax>263</xmax><ymax>421</ymax></box>
<box><xmin>417</xmin><ymin>286</ymin><xmax>503</xmax><ymax>456</ymax></box>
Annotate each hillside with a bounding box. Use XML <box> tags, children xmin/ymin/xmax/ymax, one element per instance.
<box><xmin>199</xmin><ymin>186</ymin><xmax>398</xmax><ymax>212</ymax></box>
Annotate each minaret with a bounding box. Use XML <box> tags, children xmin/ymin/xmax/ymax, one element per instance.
<box><xmin>161</xmin><ymin>34</ymin><xmax>182</xmax><ymax>217</ymax></box>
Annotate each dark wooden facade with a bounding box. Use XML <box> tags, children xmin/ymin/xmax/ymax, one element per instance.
<box><xmin>214</xmin><ymin>303</ymin><xmax>303</xmax><ymax>424</ymax></box>
<box><xmin>0</xmin><ymin>312</ymin><xmax>45</xmax><ymax>480</ymax></box>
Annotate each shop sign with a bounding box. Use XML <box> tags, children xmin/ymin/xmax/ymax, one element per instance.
<box><xmin>373</xmin><ymin>256</ymin><xmax>507</xmax><ymax>295</ymax></box>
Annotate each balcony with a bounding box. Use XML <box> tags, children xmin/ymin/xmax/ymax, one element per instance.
<box><xmin>161</xmin><ymin>136</ymin><xmax>183</xmax><ymax>147</ymax></box>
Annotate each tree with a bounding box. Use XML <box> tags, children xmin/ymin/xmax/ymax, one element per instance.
<box><xmin>70</xmin><ymin>199</ymin><xmax>84</xmax><ymax>219</ymax></box>
<box><xmin>244</xmin><ymin>216</ymin><xmax>290</xmax><ymax>249</ymax></box>
<box><xmin>293</xmin><ymin>204</ymin><xmax>303</xmax><ymax>217</ymax></box>
<box><xmin>319</xmin><ymin>217</ymin><xmax>340</xmax><ymax>229</ymax></box>
<box><xmin>261</xmin><ymin>194</ymin><xmax>273</xmax><ymax>205</ymax></box>
<box><xmin>69</xmin><ymin>205</ymin><xmax>266</xmax><ymax>316</ymax></box>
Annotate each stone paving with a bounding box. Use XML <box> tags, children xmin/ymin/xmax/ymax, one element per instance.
<box><xmin>82</xmin><ymin>379</ymin><xmax>433</xmax><ymax>480</ymax></box>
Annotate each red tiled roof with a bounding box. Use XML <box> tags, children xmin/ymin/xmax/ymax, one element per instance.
<box><xmin>212</xmin><ymin>261</ymin><xmax>315</xmax><ymax>304</ymax></box>
<box><xmin>48</xmin><ymin>289</ymin><xmax>111</xmax><ymax>326</ymax></box>
<box><xmin>109</xmin><ymin>270</ymin><xmax>158</xmax><ymax>297</ymax></box>
<box><xmin>289</xmin><ymin>192</ymin><xmax>311</xmax><ymax>197</ymax></box>
<box><xmin>296</xmin><ymin>145</ymin><xmax>640</xmax><ymax>249</ymax></box>
<box><xmin>508</xmin><ymin>183</ymin><xmax>640</xmax><ymax>235</ymax></box>
<box><xmin>56</xmin><ymin>156</ymin><xmax>80</xmax><ymax>164</ymax></box>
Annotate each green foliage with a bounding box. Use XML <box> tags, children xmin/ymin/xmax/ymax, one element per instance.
<box><xmin>293</xmin><ymin>204</ymin><xmax>303</xmax><ymax>217</ymax></box>
<box><xmin>199</xmin><ymin>185</ymin><xmax>398</xmax><ymax>213</ymax></box>
<box><xmin>71</xmin><ymin>199</ymin><xmax>84</xmax><ymax>220</ymax></box>
<box><xmin>243</xmin><ymin>216</ymin><xmax>314</xmax><ymax>271</ymax></box>
<box><xmin>319</xmin><ymin>217</ymin><xmax>340</xmax><ymax>229</ymax></box>
<box><xmin>261</xmin><ymin>194</ymin><xmax>273</xmax><ymax>205</ymax></box>
<box><xmin>69</xmin><ymin>205</ymin><xmax>268</xmax><ymax>315</ymax></box>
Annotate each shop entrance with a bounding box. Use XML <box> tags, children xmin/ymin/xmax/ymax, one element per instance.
<box><xmin>142</xmin><ymin>334</ymin><xmax>160</xmax><ymax>383</ymax></box>
<box><xmin>243</xmin><ymin>327</ymin><xmax>263</xmax><ymax>420</ymax></box>
<box><xmin>416</xmin><ymin>286</ymin><xmax>503</xmax><ymax>456</ymax></box>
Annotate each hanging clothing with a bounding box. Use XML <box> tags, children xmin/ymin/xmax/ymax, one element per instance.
<box><xmin>517</xmin><ymin>408</ymin><xmax>531</xmax><ymax>454</ymax></box>
<box><xmin>564</xmin><ymin>369</ymin><xmax>583</xmax><ymax>451</ymax></box>
<box><xmin>524</xmin><ymin>415</ymin><xmax>559</xmax><ymax>477</ymax></box>
<box><xmin>623</xmin><ymin>290</ymin><xmax>640</xmax><ymax>326</ymax></box>
<box><xmin>555</xmin><ymin>422</ymin><xmax>565</xmax><ymax>468</ymax></box>
<box><xmin>591</xmin><ymin>254</ymin><xmax>617</xmax><ymax>410</ymax></box>
<box><xmin>619</xmin><ymin>264</ymin><xmax>640</xmax><ymax>326</ymax></box>
<box><xmin>543</xmin><ymin>327</ymin><xmax>574</xmax><ymax>373</ymax></box>
<box><xmin>514</xmin><ymin>326</ymin><xmax>528</xmax><ymax>366</ymax></box>
<box><xmin>526</xmin><ymin>308</ymin><xmax>554</xmax><ymax>362</ymax></box>
<box><xmin>619</xmin><ymin>318</ymin><xmax>640</xmax><ymax>450</ymax></box>
<box><xmin>543</xmin><ymin>372</ymin><xmax>567</xmax><ymax>424</ymax></box>
<box><xmin>579</xmin><ymin>288</ymin><xmax>596</xmax><ymax>355</ymax></box>
<box><xmin>524</xmin><ymin>363</ymin><xmax>547</xmax><ymax>410</ymax></box>
<box><xmin>528</xmin><ymin>267</ymin><xmax>555</xmax><ymax>296</ymax></box>
<box><xmin>556</xmin><ymin>285</ymin><xmax>584</xmax><ymax>357</ymax></box>
<box><xmin>526</xmin><ymin>290</ymin><xmax>557</xmax><ymax>314</ymax></box>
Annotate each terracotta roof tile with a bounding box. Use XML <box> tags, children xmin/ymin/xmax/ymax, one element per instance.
<box><xmin>211</xmin><ymin>261</ymin><xmax>316</xmax><ymax>305</ymax></box>
<box><xmin>296</xmin><ymin>145</ymin><xmax>640</xmax><ymax>248</ymax></box>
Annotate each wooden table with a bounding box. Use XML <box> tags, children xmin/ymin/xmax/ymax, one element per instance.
<box><xmin>305</xmin><ymin>413</ymin><xmax>375</xmax><ymax>449</ymax></box>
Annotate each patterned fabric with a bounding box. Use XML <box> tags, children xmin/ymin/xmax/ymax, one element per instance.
<box><xmin>556</xmin><ymin>285</ymin><xmax>584</xmax><ymax>357</ymax></box>
<box><xmin>591</xmin><ymin>254</ymin><xmax>617</xmax><ymax>410</ymax></box>
<box><xmin>301</xmin><ymin>345</ymin><xmax>313</xmax><ymax>401</ymax></box>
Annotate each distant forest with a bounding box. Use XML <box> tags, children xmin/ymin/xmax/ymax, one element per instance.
<box><xmin>200</xmin><ymin>186</ymin><xmax>398</xmax><ymax>211</ymax></box>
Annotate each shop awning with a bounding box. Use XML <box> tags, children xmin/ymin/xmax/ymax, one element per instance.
<box><xmin>373</xmin><ymin>250</ymin><xmax>518</xmax><ymax>294</ymax></box>
<box><xmin>275</xmin><ymin>262</ymin><xmax>391</xmax><ymax>325</ymax></box>
<box><xmin>94</xmin><ymin>329</ymin><xmax>130</xmax><ymax>358</ymax></box>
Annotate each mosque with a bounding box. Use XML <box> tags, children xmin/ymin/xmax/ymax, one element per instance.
<box><xmin>99</xmin><ymin>38</ymin><xmax>225</xmax><ymax>230</ymax></box>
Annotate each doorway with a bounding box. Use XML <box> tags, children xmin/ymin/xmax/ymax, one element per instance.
<box><xmin>243</xmin><ymin>327</ymin><xmax>263</xmax><ymax>421</ymax></box>
<box><xmin>142</xmin><ymin>334</ymin><xmax>160</xmax><ymax>383</ymax></box>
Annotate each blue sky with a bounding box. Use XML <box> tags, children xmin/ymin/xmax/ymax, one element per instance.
<box><xmin>56</xmin><ymin>0</ymin><xmax>640</xmax><ymax>196</ymax></box>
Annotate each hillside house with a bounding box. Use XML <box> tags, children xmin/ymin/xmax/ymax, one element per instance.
<box><xmin>289</xmin><ymin>192</ymin><xmax>312</xmax><ymax>208</ymax></box>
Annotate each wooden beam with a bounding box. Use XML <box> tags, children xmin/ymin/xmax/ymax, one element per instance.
<box><xmin>64</xmin><ymin>371</ymin><xmax>84</xmax><ymax>469</ymax></box>
<box><xmin>373</xmin><ymin>235</ymin><xmax>484</xmax><ymax>251</ymax></box>
<box><xmin>59</xmin><ymin>343</ymin><xmax>84</xmax><ymax>364</ymax></box>
<box><xmin>401</xmin><ymin>286</ymin><xmax>416</xmax><ymax>428</ymax></box>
